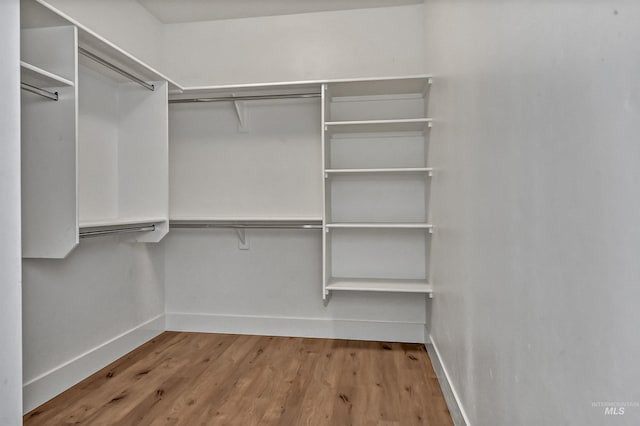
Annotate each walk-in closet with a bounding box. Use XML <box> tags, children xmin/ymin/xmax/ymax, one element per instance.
<box><xmin>2</xmin><ymin>1</ymin><xmax>639</xmax><ymax>425</ymax></box>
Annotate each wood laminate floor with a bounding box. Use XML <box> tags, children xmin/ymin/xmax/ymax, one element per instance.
<box><xmin>24</xmin><ymin>332</ymin><xmax>454</xmax><ymax>425</ymax></box>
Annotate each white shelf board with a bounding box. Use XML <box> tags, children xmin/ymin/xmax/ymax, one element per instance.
<box><xmin>176</xmin><ymin>75</ymin><xmax>431</xmax><ymax>96</ymax></box>
<box><xmin>325</xmin><ymin>118</ymin><xmax>432</xmax><ymax>134</ymax></box>
<box><xmin>169</xmin><ymin>216</ymin><xmax>323</xmax><ymax>222</ymax></box>
<box><xmin>327</xmin><ymin>278</ymin><xmax>432</xmax><ymax>294</ymax></box>
<box><xmin>79</xmin><ymin>217</ymin><xmax>167</xmax><ymax>229</ymax></box>
<box><xmin>328</xmin><ymin>76</ymin><xmax>431</xmax><ymax>98</ymax></box>
<box><xmin>326</xmin><ymin>223</ymin><xmax>433</xmax><ymax>229</ymax></box>
<box><xmin>20</xmin><ymin>61</ymin><xmax>74</xmax><ymax>88</ymax></box>
<box><xmin>325</xmin><ymin>167</ymin><xmax>432</xmax><ymax>174</ymax></box>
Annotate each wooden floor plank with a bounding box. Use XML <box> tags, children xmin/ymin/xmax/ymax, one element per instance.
<box><xmin>24</xmin><ymin>332</ymin><xmax>453</xmax><ymax>426</ymax></box>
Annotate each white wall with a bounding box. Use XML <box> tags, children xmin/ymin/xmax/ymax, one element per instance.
<box><xmin>169</xmin><ymin>99</ymin><xmax>322</xmax><ymax>219</ymax></box>
<box><xmin>162</xmin><ymin>5</ymin><xmax>425</xmax><ymax>87</ymax></box>
<box><xmin>425</xmin><ymin>1</ymin><xmax>640</xmax><ymax>425</ymax></box>
<box><xmin>164</xmin><ymin>230</ymin><xmax>427</xmax><ymax>342</ymax></box>
<box><xmin>40</xmin><ymin>0</ymin><xmax>164</xmax><ymax>71</ymax></box>
<box><xmin>22</xmin><ymin>237</ymin><xmax>165</xmax><ymax>412</ymax></box>
<box><xmin>0</xmin><ymin>0</ymin><xmax>23</xmax><ymax>423</ymax></box>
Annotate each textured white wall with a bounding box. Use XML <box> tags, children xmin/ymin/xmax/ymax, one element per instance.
<box><xmin>0</xmin><ymin>0</ymin><xmax>23</xmax><ymax>423</ymax></box>
<box><xmin>22</xmin><ymin>237</ymin><xmax>165</xmax><ymax>411</ymax></box>
<box><xmin>162</xmin><ymin>5</ymin><xmax>425</xmax><ymax>87</ymax></box>
<box><xmin>425</xmin><ymin>1</ymin><xmax>640</xmax><ymax>425</ymax></box>
<box><xmin>169</xmin><ymin>99</ymin><xmax>322</xmax><ymax>219</ymax></box>
<box><xmin>164</xmin><ymin>230</ymin><xmax>427</xmax><ymax>340</ymax></box>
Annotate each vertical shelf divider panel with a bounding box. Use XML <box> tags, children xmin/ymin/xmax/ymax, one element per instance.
<box><xmin>21</xmin><ymin>25</ymin><xmax>78</xmax><ymax>259</ymax></box>
<box><xmin>321</xmin><ymin>83</ymin><xmax>330</xmax><ymax>299</ymax></box>
<box><xmin>322</xmin><ymin>76</ymin><xmax>433</xmax><ymax>297</ymax></box>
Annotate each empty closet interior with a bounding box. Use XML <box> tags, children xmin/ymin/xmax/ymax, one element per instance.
<box><xmin>18</xmin><ymin>0</ymin><xmax>434</xmax><ymax>414</ymax></box>
<box><xmin>10</xmin><ymin>0</ymin><xmax>640</xmax><ymax>425</ymax></box>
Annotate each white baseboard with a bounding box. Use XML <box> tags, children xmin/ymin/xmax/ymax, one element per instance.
<box><xmin>23</xmin><ymin>314</ymin><xmax>165</xmax><ymax>414</ymax></box>
<box><xmin>166</xmin><ymin>312</ymin><xmax>425</xmax><ymax>343</ymax></box>
<box><xmin>427</xmin><ymin>336</ymin><xmax>472</xmax><ymax>426</ymax></box>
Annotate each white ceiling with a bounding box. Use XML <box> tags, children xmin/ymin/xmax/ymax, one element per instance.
<box><xmin>137</xmin><ymin>0</ymin><xmax>423</xmax><ymax>24</ymax></box>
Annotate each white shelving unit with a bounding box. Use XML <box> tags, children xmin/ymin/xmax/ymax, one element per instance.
<box><xmin>21</xmin><ymin>25</ymin><xmax>78</xmax><ymax>259</ymax></box>
<box><xmin>322</xmin><ymin>76</ymin><xmax>433</xmax><ymax>298</ymax></box>
<box><xmin>20</xmin><ymin>3</ymin><xmax>170</xmax><ymax>258</ymax></box>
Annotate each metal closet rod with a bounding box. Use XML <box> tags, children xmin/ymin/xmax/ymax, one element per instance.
<box><xmin>21</xmin><ymin>82</ymin><xmax>58</xmax><ymax>101</ymax></box>
<box><xmin>79</xmin><ymin>224</ymin><xmax>156</xmax><ymax>239</ymax></box>
<box><xmin>78</xmin><ymin>47</ymin><xmax>155</xmax><ymax>91</ymax></box>
<box><xmin>170</xmin><ymin>220</ymin><xmax>322</xmax><ymax>230</ymax></box>
<box><xmin>169</xmin><ymin>92</ymin><xmax>321</xmax><ymax>104</ymax></box>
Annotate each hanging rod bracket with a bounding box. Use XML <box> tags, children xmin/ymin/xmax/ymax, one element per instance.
<box><xmin>78</xmin><ymin>47</ymin><xmax>155</xmax><ymax>91</ymax></box>
<box><xmin>232</xmin><ymin>95</ymin><xmax>249</xmax><ymax>132</ymax></box>
<box><xmin>235</xmin><ymin>228</ymin><xmax>249</xmax><ymax>250</ymax></box>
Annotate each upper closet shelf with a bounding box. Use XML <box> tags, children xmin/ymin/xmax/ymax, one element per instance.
<box><xmin>327</xmin><ymin>76</ymin><xmax>432</xmax><ymax>98</ymax></box>
<box><xmin>21</xmin><ymin>61</ymin><xmax>74</xmax><ymax>88</ymax></box>
<box><xmin>173</xmin><ymin>75</ymin><xmax>432</xmax><ymax>100</ymax></box>
<box><xmin>325</xmin><ymin>118</ymin><xmax>432</xmax><ymax>134</ymax></box>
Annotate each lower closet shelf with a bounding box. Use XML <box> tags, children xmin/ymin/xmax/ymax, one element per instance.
<box><xmin>327</xmin><ymin>278</ymin><xmax>432</xmax><ymax>294</ymax></box>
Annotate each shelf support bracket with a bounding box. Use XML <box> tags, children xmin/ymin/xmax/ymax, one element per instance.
<box><xmin>235</xmin><ymin>228</ymin><xmax>249</xmax><ymax>250</ymax></box>
<box><xmin>232</xmin><ymin>95</ymin><xmax>249</xmax><ymax>132</ymax></box>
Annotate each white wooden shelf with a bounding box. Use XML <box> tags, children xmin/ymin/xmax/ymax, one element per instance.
<box><xmin>20</xmin><ymin>61</ymin><xmax>74</xmax><ymax>88</ymax></box>
<box><xmin>326</xmin><ymin>222</ymin><xmax>432</xmax><ymax>229</ymax></box>
<box><xmin>325</xmin><ymin>118</ymin><xmax>432</xmax><ymax>134</ymax></box>
<box><xmin>327</xmin><ymin>278</ymin><xmax>432</xmax><ymax>294</ymax></box>
<box><xmin>327</xmin><ymin>76</ymin><xmax>431</xmax><ymax>98</ymax></box>
<box><xmin>325</xmin><ymin>167</ymin><xmax>432</xmax><ymax>175</ymax></box>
